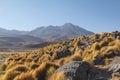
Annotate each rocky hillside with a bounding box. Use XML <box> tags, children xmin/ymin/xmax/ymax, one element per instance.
<box><xmin>0</xmin><ymin>31</ymin><xmax>120</xmax><ymax>80</ymax></box>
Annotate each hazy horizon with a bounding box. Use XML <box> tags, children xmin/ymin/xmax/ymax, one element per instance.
<box><xmin>0</xmin><ymin>0</ymin><xmax>120</xmax><ymax>33</ymax></box>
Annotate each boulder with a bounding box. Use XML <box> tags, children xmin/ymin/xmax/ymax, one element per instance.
<box><xmin>93</xmin><ymin>55</ymin><xmax>104</xmax><ymax>65</ymax></box>
<box><xmin>89</xmin><ymin>68</ymin><xmax>111</xmax><ymax>80</ymax></box>
<box><xmin>55</xmin><ymin>49</ymin><xmax>71</xmax><ymax>59</ymax></box>
<box><xmin>56</xmin><ymin>61</ymin><xmax>89</xmax><ymax>80</ymax></box>
<box><xmin>109</xmin><ymin>57</ymin><xmax>120</xmax><ymax>72</ymax></box>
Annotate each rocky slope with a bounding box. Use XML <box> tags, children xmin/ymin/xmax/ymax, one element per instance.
<box><xmin>0</xmin><ymin>31</ymin><xmax>120</xmax><ymax>80</ymax></box>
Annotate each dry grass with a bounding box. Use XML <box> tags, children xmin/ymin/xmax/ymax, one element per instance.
<box><xmin>14</xmin><ymin>71</ymin><xmax>34</xmax><ymax>80</ymax></box>
<box><xmin>3</xmin><ymin>65</ymin><xmax>28</xmax><ymax>80</ymax></box>
<box><xmin>0</xmin><ymin>31</ymin><xmax>120</xmax><ymax>80</ymax></box>
<box><xmin>110</xmin><ymin>72</ymin><xmax>120</xmax><ymax>80</ymax></box>
<box><xmin>4</xmin><ymin>70</ymin><xmax>20</xmax><ymax>80</ymax></box>
<box><xmin>48</xmin><ymin>71</ymin><xmax>68</xmax><ymax>80</ymax></box>
<box><xmin>32</xmin><ymin>62</ymin><xmax>59</xmax><ymax>80</ymax></box>
<box><xmin>46</xmin><ymin>66</ymin><xmax>56</xmax><ymax>80</ymax></box>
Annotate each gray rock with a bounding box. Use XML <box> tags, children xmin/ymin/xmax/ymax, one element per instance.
<box><xmin>112</xmin><ymin>31</ymin><xmax>120</xmax><ymax>39</ymax></box>
<box><xmin>93</xmin><ymin>71</ymin><xmax>111</xmax><ymax>80</ymax></box>
<box><xmin>55</xmin><ymin>49</ymin><xmax>71</xmax><ymax>59</ymax></box>
<box><xmin>109</xmin><ymin>57</ymin><xmax>120</xmax><ymax>72</ymax></box>
<box><xmin>89</xmin><ymin>68</ymin><xmax>111</xmax><ymax>80</ymax></box>
<box><xmin>93</xmin><ymin>55</ymin><xmax>104</xmax><ymax>65</ymax></box>
<box><xmin>56</xmin><ymin>61</ymin><xmax>89</xmax><ymax>80</ymax></box>
<box><xmin>77</xmin><ymin>41</ymin><xmax>86</xmax><ymax>46</ymax></box>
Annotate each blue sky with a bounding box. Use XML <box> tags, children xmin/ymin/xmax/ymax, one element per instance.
<box><xmin>0</xmin><ymin>0</ymin><xmax>120</xmax><ymax>33</ymax></box>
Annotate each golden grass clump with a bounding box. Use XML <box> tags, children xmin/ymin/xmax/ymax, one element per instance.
<box><xmin>110</xmin><ymin>72</ymin><xmax>120</xmax><ymax>80</ymax></box>
<box><xmin>6</xmin><ymin>64</ymin><xmax>28</xmax><ymax>72</ymax></box>
<box><xmin>68</xmin><ymin>52</ymin><xmax>82</xmax><ymax>61</ymax></box>
<box><xmin>105</xmin><ymin>37</ymin><xmax>114</xmax><ymax>43</ymax></box>
<box><xmin>104</xmin><ymin>57</ymin><xmax>110</xmax><ymax>65</ymax></box>
<box><xmin>46</xmin><ymin>66</ymin><xmax>56</xmax><ymax>80</ymax></box>
<box><xmin>99</xmin><ymin>40</ymin><xmax>108</xmax><ymax>47</ymax></box>
<box><xmin>3</xmin><ymin>65</ymin><xmax>28</xmax><ymax>80</ymax></box>
<box><xmin>5</xmin><ymin>62</ymin><xmax>18</xmax><ymax>71</ymax></box>
<box><xmin>114</xmin><ymin>39</ymin><xmax>120</xmax><ymax>47</ymax></box>
<box><xmin>65</xmin><ymin>50</ymin><xmax>82</xmax><ymax>63</ymax></box>
<box><xmin>29</xmin><ymin>63</ymin><xmax>39</xmax><ymax>69</ymax></box>
<box><xmin>55</xmin><ymin>58</ymin><xmax>66</xmax><ymax>66</ymax></box>
<box><xmin>101</xmin><ymin>40</ymin><xmax>120</xmax><ymax>58</ymax></box>
<box><xmin>4</xmin><ymin>70</ymin><xmax>20</xmax><ymax>80</ymax></box>
<box><xmin>100</xmin><ymin>32</ymin><xmax>107</xmax><ymax>39</ymax></box>
<box><xmin>32</xmin><ymin>62</ymin><xmax>59</xmax><ymax>80</ymax></box>
<box><xmin>8</xmin><ymin>65</ymin><xmax>28</xmax><ymax>73</ymax></box>
<box><xmin>83</xmin><ymin>50</ymin><xmax>99</xmax><ymax>64</ymax></box>
<box><xmin>0</xmin><ymin>63</ymin><xmax>7</xmax><ymax>72</ymax></box>
<box><xmin>14</xmin><ymin>71</ymin><xmax>34</xmax><ymax>80</ymax></box>
<box><xmin>92</xmin><ymin>42</ymin><xmax>100</xmax><ymax>50</ymax></box>
<box><xmin>48</xmin><ymin>71</ymin><xmax>68</xmax><ymax>80</ymax></box>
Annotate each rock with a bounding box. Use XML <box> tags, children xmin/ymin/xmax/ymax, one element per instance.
<box><xmin>48</xmin><ymin>51</ymin><xmax>53</xmax><ymax>56</ymax></box>
<box><xmin>92</xmin><ymin>71</ymin><xmax>111</xmax><ymax>80</ymax></box>
<box><xmin>109</xmin><ymin>57</ymin><xmax>120</xmax><ymax>72</ymax></box>
<box><xmin>93</xmin><ymin>55</ymin><xmax>104</xmax><ymax>65</ymax></box>
<box><xmin>112</xmin><ymin>31</ymin><xmax>120</xmax><ymax>39</ymax></box>
<box><xmin>56</xmin><ymin>61</ymin><xmax>89</xmax><ymax>80</ymax></box>
<box><xmin>77</xmin><ymin>41</ymin><xmax>86</xmax><ymax>46</ymax></box>
<box><xmin>89</xmin><ymin>68</ymin><xmax>111</xmax><ymax>80</ymax></box>
<box><xmin>55</xmin><ymin>49</ymin><xmax>71</xmax><ymax>59</ymax></box>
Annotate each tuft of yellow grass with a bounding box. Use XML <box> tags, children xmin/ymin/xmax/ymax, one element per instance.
<box><xmin>4</xmin><ymin>70</ymin><xmax>20</xmax><ymax>80</ymax></box>
<box><xmin>48</xmin><ymin>71</ymin><xmax>68</xmax><ymax>80</ymax></box>
<box><xmin>92</xmin><ymin>42</ymin><xmax>100</xmax><ymax>50</ymax></box>
<box><xmin>32</xmin><ymin>62</ymin><xmax>59</xmax><ymax>80</ymax></box>
<box><xmin>46</xmin><ymin>66</ymin><xmax>56</xmax><ymax>80</ymax></box>
<box><xmin>14</xmin><ymin>71</ymin><xmax>34</xmax><ymax>80</ymax></box>
<box><xmin>3</xmin><ymin>65</ymin><xmax>28</xmax><ymax>80</ymax></box>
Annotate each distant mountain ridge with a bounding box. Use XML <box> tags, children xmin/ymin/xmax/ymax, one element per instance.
<box><xmin>0</xmin><ymin>35</ymin><xmax>44</xmax><ymax>48</ymax></box>
<box><xmin>0</xmin><ymin>23</ymin><xmax>94</xmax><ymax>48</ymax></box>
<box><xmin>28</xmin><ymin>23</ymin><xmax>94</xmax><ymax>41</ymax></box>
<box><xmin>0</xmin><ymin>27</ymin><xmax>28</xmax><ymax>36</ymax></box>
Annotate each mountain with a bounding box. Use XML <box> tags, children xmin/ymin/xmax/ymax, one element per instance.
<box><xmin>0</xmin><ymin>28</ymin><xmax>28</xmax><ymax>36</ymax></box>
<box><xmin>28</xmin><ymin>23</ymin><xmax>94</xmax><ymax>41</ymax></box>
<box><xmin>0</xmin><ymin>35</ymin><xmax>44</xmax><ymax>48</ymax></box>
<box><xmin>0</xmin><ymin>23</ymin><xmax>94</xmax><ymax>49</ymax></box>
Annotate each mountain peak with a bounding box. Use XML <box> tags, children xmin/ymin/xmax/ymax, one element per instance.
<box><xmin>63</xmin><ymin>23</ymin><xmax>74</xmax><ymax>26</ymax></box>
